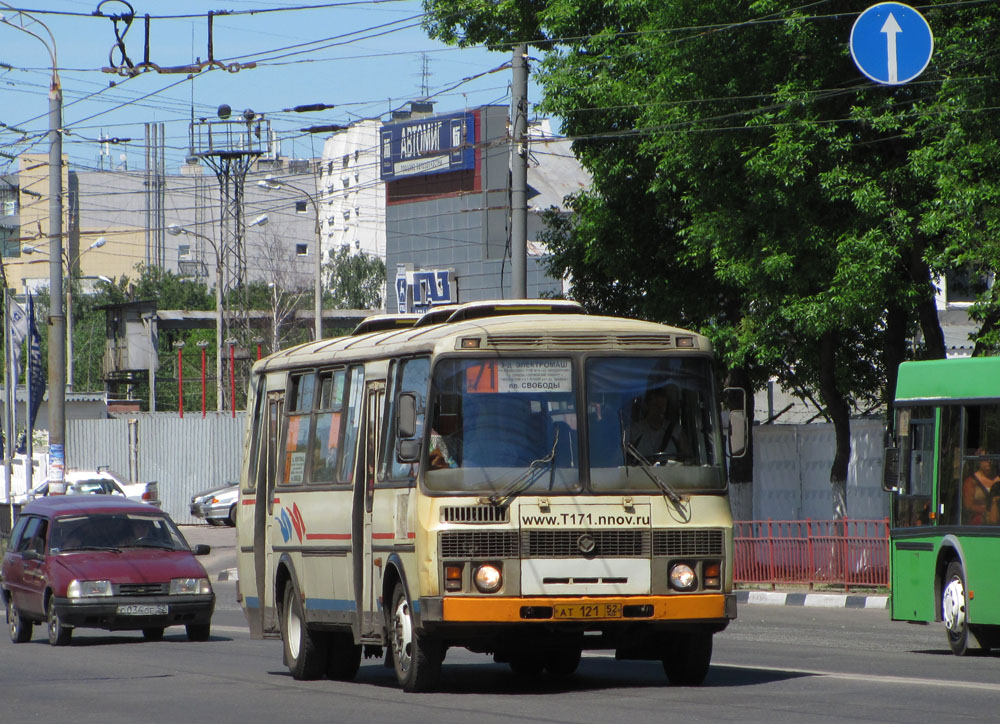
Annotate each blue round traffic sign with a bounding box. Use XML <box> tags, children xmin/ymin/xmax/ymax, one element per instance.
<box><xmin>850</xmin><ymin>3</ymin><xmax>933</xmax><ymax>85</ymax></box>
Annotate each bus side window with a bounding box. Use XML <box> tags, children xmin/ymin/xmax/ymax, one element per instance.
<box><xmin>339</xmin><ymin>365</ymin><xmax>366</xmax><ymax>483</ymax></box>
<box><xmin>937</xmin><ymin>406</ymin><xmax>962</xmax><ymax>526</ymax></box>
<box><xmin>386</xmin><ymin>357</ymin><xmax>430</xmax><ymax>480</ymax></box>
<box><xmin>893</xmin><ymin>406</ymin><xmax>934</xmax><ymax>527</ymax></box>
<box><xmin>281</xmin><ymin>373</ymin><xmax>314</xmax><ymax>486</ymax></box>
<box><xmin>311</xmin><ymin>369</ymin><xmax>346</xmax><ymax>484</ymax></box>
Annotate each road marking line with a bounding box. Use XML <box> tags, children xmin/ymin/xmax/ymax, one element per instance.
<box><xmin>717</xmin><ymin>662</ymin><xmax>1000</xmax><ymax>692</ymax></box>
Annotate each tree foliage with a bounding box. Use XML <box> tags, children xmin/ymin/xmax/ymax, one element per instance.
<box><xmin>325</xmin><ymin>247</ymin><xmax>386</xmax><ymax>311</ymax></box>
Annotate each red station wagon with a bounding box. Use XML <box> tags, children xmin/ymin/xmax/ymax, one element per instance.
<box><xmin>2</xmin><ymin>496</ymin><xmax>215</xmax><ymax>646</ymax></box>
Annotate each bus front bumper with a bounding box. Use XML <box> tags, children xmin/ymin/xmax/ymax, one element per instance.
<box><xmin>420</xmin><ymin>592</ymin><xmax>736</xmax><ymax>624</ymax></box>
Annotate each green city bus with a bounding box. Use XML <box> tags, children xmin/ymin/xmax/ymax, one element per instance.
<box><xmin>884</xmin><ymin>357</ymin><xmax>1000</xmax><ymax>655</ymax></box>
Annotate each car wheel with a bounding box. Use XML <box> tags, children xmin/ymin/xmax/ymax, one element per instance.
<box><xmin>662</xmin><ymin>631</ymin><xmax>712</xmax><ymax>685</ymax></box>
<box><xmin>389</xmin><ymin>582</ymin><xmax>441</xmax><ymax>692</ymax></box>
<box><xmin>143</xmin><ymin>627</ymin><xmax>165</xmax><ymax>641</ymax></box>
<box><xmin>227</xmin><ymin>504</ymin><xmax>237</xmax><ymax>527</ymax></box>
<box><xmin>186</xmin><ymin>624</ymin><xmax>211</xmax><ymax>642</ymax></box>
<box><xmin>943</xmin><ymin>560</ymin><xmax>971</xmax><ymax>655</ymax></box>
<box><xmin>207</xmin><ymin>519</ymin><xmax>221</xmax><ymax>527</ymax></box>
<box><xmin>281</xmin><ymin>584</ymin><xmax>326</xmax><ymax>679</ymax></box>
<box><xmin>326</xmin><ymin>631</ymin><xmax>362</xmax><ymax>680</ymax></box>
<box><xmin>7</xmin><ymin>597</ymin><xmax>32</xmax><ymax>644</ymax></box>
<box><xmin>47</xmin><ymin>596</ymin><xmax>72</xmax><ymax>647</ymax></box>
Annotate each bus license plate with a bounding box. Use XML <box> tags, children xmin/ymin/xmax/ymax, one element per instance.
<box><xmin>117</xmin><ymin>604</ymin><xmax>168</xmax><ymax>616</ymax></box>
<box><xmin>554</xmin><ymin>602</ymin><xmax>622</xmax><ymax>620</ymax></box>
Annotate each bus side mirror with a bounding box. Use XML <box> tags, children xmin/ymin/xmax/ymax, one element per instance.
<box><xmin>724</xmin><ymin>386</ymin><xmax>748</xmax><ymax>458</ymax></box>
<box><xmin>397</xmin><ymin>440</ymin><xmax>420</xmax><ymax>464</ymax></box>
<box><xmin>728</xmin><ymin>409</ymin><xmax>747</xmax><ymax>458</ymax></box>
<box><xmin>397</xmin><ymin>392</ymin><xmax>417</xmax><ymax>439</ymax></box>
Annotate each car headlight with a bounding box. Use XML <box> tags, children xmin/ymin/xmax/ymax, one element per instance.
<box><xmin>473</xmin><ymin>563</ymin><xmax>502</xmax><ymax>593</ymax></box>
<box><xmin>170</xmin><ymin>577</ymin><xmax>212</xmax><ymax>595</ymax></box>
<box><xmin>67</xmin><ymin>580</ymin><xmax>113</xmax><ymax>598</ymax></box>
<box><xmin>668</xmin><ymin>563</ymin><xmax>697</xmax><ymax>591</ymax></box>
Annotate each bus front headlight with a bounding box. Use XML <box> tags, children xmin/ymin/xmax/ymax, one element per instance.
<box><xmin>668</xmin><ymin>563</ymin><xmax>697</xmax><ymax>591</ymax></box>
<box><xmin>473</xmin><ymin>563</ymin><xmax>502</xmax><ymax>593</ymax></box>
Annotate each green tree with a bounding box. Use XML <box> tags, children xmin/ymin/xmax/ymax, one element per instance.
<box><xmin>325</xmin><ymin>247</ymin><xmax>386</xmax><ymax>311</ymax></box>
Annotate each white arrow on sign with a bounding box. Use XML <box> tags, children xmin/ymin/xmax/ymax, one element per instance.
<box><xmin>881</xmin><ymin>12</ymin><xmax>902</xmax><ymax>84</ymax></box>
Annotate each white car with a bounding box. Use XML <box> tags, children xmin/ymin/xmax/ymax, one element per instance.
<box><xmin>15</xmin><ymin>468</ymin><xmax>160</xmax><ymax>508</ymax></box>
<box><xmin>191</xmin><ymin>483</ymin><xmax>239</xmax><ymax>527</ymax></box>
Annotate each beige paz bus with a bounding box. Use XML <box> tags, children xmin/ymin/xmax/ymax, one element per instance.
<box><xmin>235</xmin><ymin>300</ymin><xmax>745</xmax><ymax>691</ymax></box>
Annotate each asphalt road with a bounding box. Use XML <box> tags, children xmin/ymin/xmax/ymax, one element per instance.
<box><xmin>2</xmin><ymin>525</ymin><xmax>998</xmax><ymax>724</ymax></box>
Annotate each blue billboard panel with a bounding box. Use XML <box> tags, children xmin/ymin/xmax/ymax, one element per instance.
<box><xmin>380</xmin><ymin>112</ymin><xmax>475</xmax><ymax>181</ymax></box>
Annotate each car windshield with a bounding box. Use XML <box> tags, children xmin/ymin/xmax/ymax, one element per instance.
<box><xmin>49</xmin><ymin>513</ymin><xmax>188</xmax><ymax>553</ymax></box>
<box><xmin>423</xmin><ymin>357</ymin><xmax>580</xmax><ymax>494</ymax></box>
<box><xmin>586</xmin><ymin>356</ymin><xmax>726</xmax><ymax>492</ymax></box>
<box><xmin>67</xmin><ymin>479</ymin><xmax>121</xmax><ymax>495</ymax></box>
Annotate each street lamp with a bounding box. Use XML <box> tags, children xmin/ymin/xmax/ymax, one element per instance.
<box><xmin>1</xmin><ymin>4</ymin><xmax>65</xmax><ymax>485</ymax></box>
<box><xmin>258</xmin><ymin>177</ymin><xmax>323</xmax><ymax>341</ymax></box>
<box><xmin>167</xmin><ymin>224</ymin><xmax>225</xmax><ymax>412</ymax></box>
<box><xmin>23</xmin><ymin>236</ymin><xmax>106</xmax><ymax>391</ymax></box>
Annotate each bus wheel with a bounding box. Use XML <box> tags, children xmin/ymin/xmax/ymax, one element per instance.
<box><xmin>544</xmin><ymin>646</ymin><xmax>582</xmax><ymax>677</ymax></box>
<box><xmin>662</xmin><ymin>631</ymin><xmax>712</xmax><ymax>686</ymax></box>
<box><xmin>943</xmin><ymin>561</ymin><xmax>971</xmax><ymax>656</ymax></box>
<box><xmin>389</xmin><ymin>582</ymin><xmax>441</xmax><ymax>692</ymax></box>
<box><xmin>281</xmin><ymin>584</ymin><xmax>327</xmax><ymax>679</ymax></box>
<box><xmin>326</xmin><ymin>631</ymin><xmax>362</xmax><ymax>680</ymax></box>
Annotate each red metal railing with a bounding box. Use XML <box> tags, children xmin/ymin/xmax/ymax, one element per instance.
<box><xmin>734</xmin><ymin>519</ymin><xmax>890</xmax><ymax>591</ymax></box>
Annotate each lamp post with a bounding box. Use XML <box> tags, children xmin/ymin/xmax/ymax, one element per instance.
<box><xmin>258</xmin><ymin>178</ymin><xmax>323</xmax><ymax>341</ymax></box>
<box><xmin>196</xmin><ymin>340</ymin><xmax>209</xmax><ymax>417</ymax></box>
<box><xmin>168</xmin><ymin>218</ymin><xmax>266</xmax><ymax>412</ymax></box>
<box><xmin>23</xmin><ymin>236</ymin><xmax>106</xmax><ymax>391</ymax></box>
<box><xmin>1</xmin><ymin>5</ymin><xmax>65</xmax><ymax>486</ymax></box>
<box><xmin>173</xmin><ymin>340</ymin><xmax>185</xmax><ymax>418</ymax></box>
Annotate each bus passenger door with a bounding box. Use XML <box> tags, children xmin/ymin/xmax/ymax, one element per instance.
<box><xmin>355</xmin><ymin>380</ymin><xmax>384</xmax><ymax>638</ymax></box>
<box><xmin>255</xmin><ymin>391</ymin><xmax>283</xmax><ymax>637</ymax></box>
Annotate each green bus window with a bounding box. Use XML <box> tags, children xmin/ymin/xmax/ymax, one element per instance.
<box><xmin>893</xmin><ymin>407</ymin><xmax>934</xmax><ymax>527</ymax></box>
<box><xmin>937</xmin><ymin>406</ymin><xmax>961</xmax><ymax>526</ymax></box>
<box><xmin>960</xmin><ymin>404</ymin><xmax>1000</xmax><ymax>526</ymax></box>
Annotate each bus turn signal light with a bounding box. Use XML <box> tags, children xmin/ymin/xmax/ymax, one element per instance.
<box><xmin>445</xmin><ymin>564</ymin><xmax>464</xmax><ymax>591</ymax></box>
<box><xmin>703</xmin><ymin>561</ymin><xmax>721</xmax><ymax>589</ymax></box>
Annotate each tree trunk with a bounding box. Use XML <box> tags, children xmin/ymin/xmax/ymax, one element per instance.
<box><xmin>819</xmin><ymin>331</ymin><xmax>851</xmax><ymax>521</ymax></box>
<box><xmin>909</xmin><ymin>247</ymin><xmax>946</xmax><ymax>359</ymax></box>
<box><xmin>882</xmin><ymin>300</ymin><xmax>908</xmax><ymax>444</ymax></box>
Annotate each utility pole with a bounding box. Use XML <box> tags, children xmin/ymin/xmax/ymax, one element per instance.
<box><xmin>511</xmin><ymin>43</ymin><xmax>529</xmax><ymax>300</ymax></box>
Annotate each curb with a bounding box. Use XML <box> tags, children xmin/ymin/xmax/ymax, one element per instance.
<box><xmin>736</xmin><ymin>589</ymin><xmax>889</xmax><ymax>609</ymax></box>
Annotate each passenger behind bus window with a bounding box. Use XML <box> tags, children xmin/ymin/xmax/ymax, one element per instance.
<box><xmin>429</xmin><ymin>412</ymin><xmax>461</xmax><ymax>470</ymax></box>
<box><xmin>628</xmin><ymin>386</ymin><xmax>692</xmax><ymax>463</ymax></box>
<box><xmin>962</xmin><ymin>450</ymin><xmax>1000</xmax><ymax>525</ymax></box>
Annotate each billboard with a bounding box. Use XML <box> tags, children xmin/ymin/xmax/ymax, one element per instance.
<box><xmin>395</xmin><ymin>267</ymin><xmax>455</xmax><ymax>314</ymax></box>
<box><xmin>380</xmin><ymin>111</ymin><xmax>475</xmax><ymax>181</ymax></box>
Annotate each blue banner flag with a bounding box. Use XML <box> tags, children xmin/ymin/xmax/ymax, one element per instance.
<box><xmin>27</xmin><ymin>294</ymin><xmax>45</xmax><ymax>431</ymax></box>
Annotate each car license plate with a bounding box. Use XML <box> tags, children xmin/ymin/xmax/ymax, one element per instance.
<box><xmin>116</xmin><ymin>604</ymin><xmax>168</xmax><ymax>616</ymax></box>
<box><xmin>553</xmin><ymin>602</ymin><xmax>622</xmax><ymax>620</ymax></box>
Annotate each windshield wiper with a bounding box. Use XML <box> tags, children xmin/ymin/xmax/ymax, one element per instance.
<box><xmin>62</xmin><ymin>545</ymin><xmax>123</xmax><ymax>553</ymax></box>
<box><xmin>129</xmin><ymin>542</ymin><xmax>175</xmax><ymax>550</ymax></box>
<box><xmin>488</xmin><ymin>427</ymin><xmax>560</xmax><ymax>508</ymax></box>
<box><xmin>619</xmin><ymin>413</ymin><xmax>684</xmax><ymax>506</ymax></box>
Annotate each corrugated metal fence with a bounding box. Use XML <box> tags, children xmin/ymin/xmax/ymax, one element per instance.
<box><xmin>67</xmin><ymin>412</ymin><xmax>246</xmax><ymax>524</ymax></box>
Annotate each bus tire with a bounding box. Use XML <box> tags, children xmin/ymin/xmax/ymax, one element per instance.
<box><xmin>389</xmin><ymin>582</ymin><xmax>441</xmax><ymax>692</ymax></box>
<box><xmin>281</xmin><ymin>584</ymin><xmax>327</xmax><ymax>679</ymax></box>
<box><xmin>544</xmin><ymin>646</ymin><xmax>582</xmax><ymax>677</ymax></box>
<box><xmin>943</xmin><ymin>560</ymin><xmax>971</xmax><ymax>656</ymax></box>
<box><xmin>662</xmin><ymin>631</ymin><xmax>712</xmax><ymax>686</ymax></box>
<box><xmin>326</xmin><ymin>631</ymin><xmax>362</xmax><ymax>680</ymax></box>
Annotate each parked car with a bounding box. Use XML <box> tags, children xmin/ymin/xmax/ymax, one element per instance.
<box><xmin>1</xmin><ymin>496</ymin><xmax>215</xmax><ymax>645</ymax></box>
<box><xmin>13</xmin><ymin>468</ymin><xmax>160</xmax><ymax>508</ymax></box>
<box><xmin>190</xmin><ymin>482</ymin><xmax>238</xmax><ymax>527</ymax></box>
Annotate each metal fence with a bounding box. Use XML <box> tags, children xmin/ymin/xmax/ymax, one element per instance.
<box><xmin>734</xmin><ymin>518</ymin><xmax>890</xmax><ymax>591</ymax></box>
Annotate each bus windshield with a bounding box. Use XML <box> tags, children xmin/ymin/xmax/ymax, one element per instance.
<box><xmin>423</xmin><ymin>355</ymin><xmax>725</xmax><ymax>494</ymax></box>
<box><xmin>424</xmin><ymin>357</ymin><xmax>580</xmax><ymax>494</ymax></box>
<box><xmin>586</xmin><ymin>356</ymin><xmax>725</xmax><ymax>492</ymax></box>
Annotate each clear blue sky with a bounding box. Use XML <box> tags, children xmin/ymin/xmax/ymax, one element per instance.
<box><xmin>0</xmin><ymin>0</ymin><xmax>537</xmax><ymax>172</ymax></box>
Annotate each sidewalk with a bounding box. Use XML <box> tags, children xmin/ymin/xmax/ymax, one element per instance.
<box><xmin>736</xmin><ymin>589</ymin><xmax>889</xmax><ymax>609</ymax></box>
